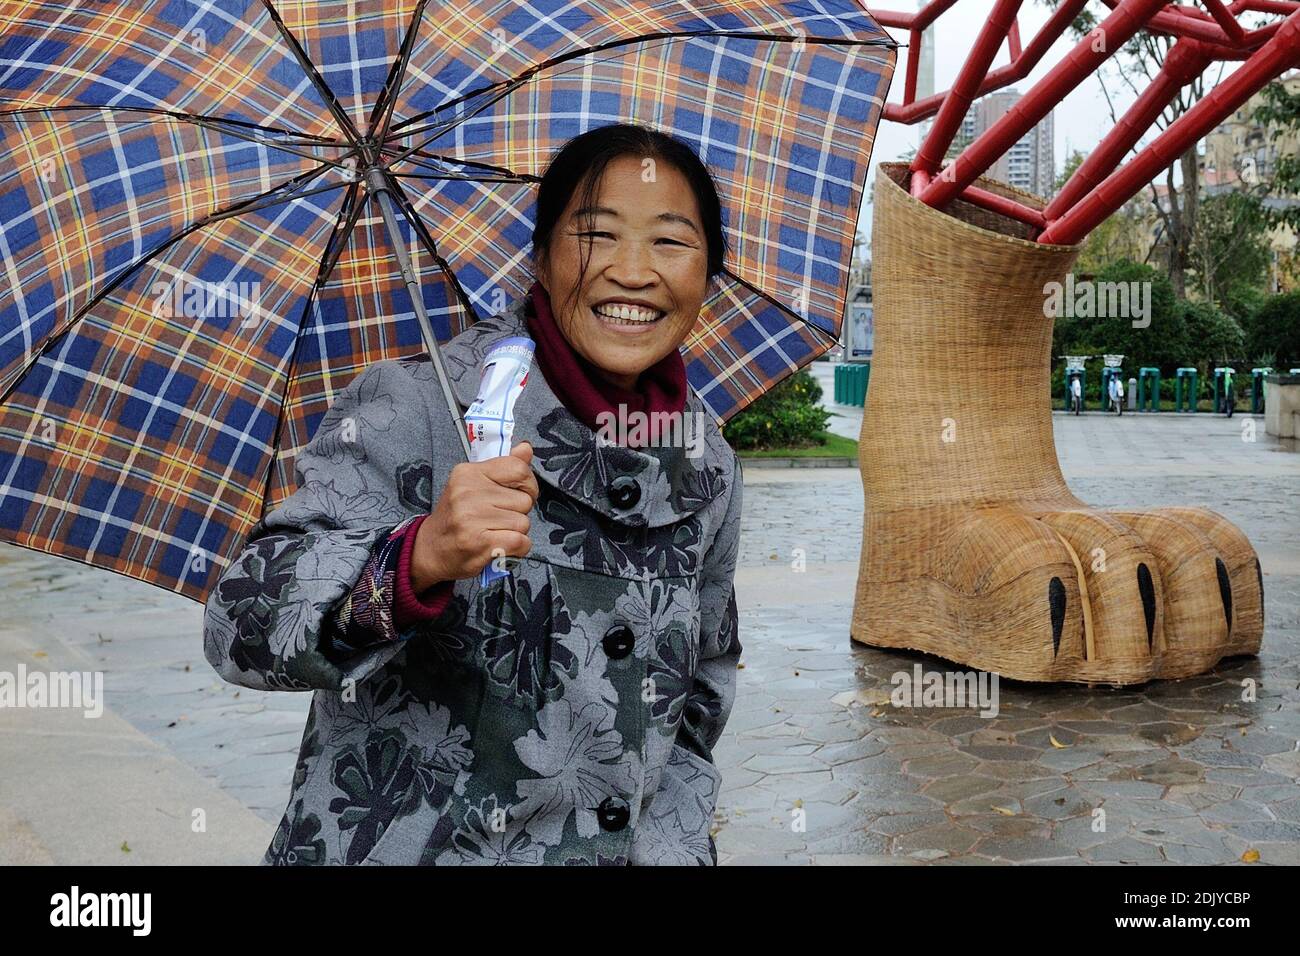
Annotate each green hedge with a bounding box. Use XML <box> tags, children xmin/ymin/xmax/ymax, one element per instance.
<box><xmin>723</xmin><ymin>369</ymin><xmax>831</xmax><ymax>451</ymax></box>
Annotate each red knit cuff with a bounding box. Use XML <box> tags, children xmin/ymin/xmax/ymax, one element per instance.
<box><xmin>393</xmin><ymin>513</ymin><xmax>454</xmax><ymax>628</ymax></box>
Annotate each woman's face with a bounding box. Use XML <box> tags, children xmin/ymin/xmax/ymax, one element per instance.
<box><xmin>537</xmin><ymin>153</ymin><xmax>711</xmax><ymax>390</ymax></box>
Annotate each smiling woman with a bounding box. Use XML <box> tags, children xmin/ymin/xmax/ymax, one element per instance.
<box><xmin>532</xmin><ymin>126</ymin><xmax>729</xmax><ymax>391</ymax></box>
<box><xmin>203</xmin><ymin>123</ymin><xmax>746</xmax><ymax>866</ymax></box>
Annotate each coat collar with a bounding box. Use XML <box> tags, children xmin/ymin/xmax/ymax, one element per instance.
<box><xmin>440</xmin><ymin>298</ymin><xmax>732</xmax><ymax>529</ymax></box>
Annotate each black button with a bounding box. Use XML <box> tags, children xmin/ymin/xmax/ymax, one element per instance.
<box><xmin>608</xmin><ymin>476</ymin><xmax>640</xmax><ymax>510</ymax></box>
<box><xmin>596</xmin><ymin>797</ymin><xmax>630</xmax><ymax>832</ymax></box>
<box><xmin>602</xmin><ymin>624</ymin><xmax>635</xmax><ymax>660</ymax></box>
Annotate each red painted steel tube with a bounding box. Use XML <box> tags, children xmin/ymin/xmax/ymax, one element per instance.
<box><xmin>1097</xmin><ymin>0</ymin><xmax>1238</xmax><ymax>43</ymax></box>
<box><xmin>868</xmin><ymin>0</ymin><xmax>960</xmax><ymax>31</ymax></box>
<box><xmin>1040</xmin><ymin>11</ymin><xmax>1300</xmax><ymax>244</ymax></box>
<box><xmin>1008</xmin><ymin>18</ymin><xmax>1022</xmax><ymax>59</ymax></box>
<box><xmin>878</xmin><ymin>0</ymin><xmax>1088</xmax><ymax>124</ymax></box>
<box><xmin>1233</xmin><ymin>0</ymin><xmax>1300</xmax><ymax>15</ymax></box>
<box><xmin>904</xmin><ymin>27</ymin><xmax>920</xmax><ymax>104</ymax></box>
<box><xmin>957</xmin><ymin>183</ymin><xmax>1048</xmax><ymax>228</ymax></box>
<box><xmin>920</xmin><ymin>0</ymin><xmax>1171</xmax><ymax>209</ymax></box>
<box><xmin>878</xmin><ymin>0</ymin><xmax>1087</xmax><ymax>123</ymax></box>
<box><xmin>1044</xmin><ymin>38</ymin><xmax>1210</xmax><ymax>221</ymax></box>
<box><xmin>911</xmin><ymin>0</ymin><xmax>1025</xmax><ymax>176</ymax></box>
<box><xmin>1202</xmin><ymin>0</ymin><xmax>1248</xmax><ymax>42</ymax></box>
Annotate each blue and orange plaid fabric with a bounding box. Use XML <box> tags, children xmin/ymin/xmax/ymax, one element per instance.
<box><xmin>0</xmin><ymin>0</ymin><xmax>895</xmax><ymax>601</ymax></box>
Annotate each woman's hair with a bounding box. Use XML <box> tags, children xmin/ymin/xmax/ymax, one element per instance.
<box><xmin>531</xmin><ymin>123</ymin><xmax>728</xmax><ymax>317</ymax></box>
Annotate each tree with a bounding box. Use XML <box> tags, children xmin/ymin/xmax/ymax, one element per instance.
<box><xmin>1057</xmin><ymin>150</ymin><xmax>1153</xmax><ymax>273</ymax></box>
<box><xmin>1053</xmin><ymin>260</ymin><xmax>1188</xmax><ymax>370</ymax></box>
<box><xmin>1189</xmin><ymin>191</ymin><xmax>1272</xmax><ymax>312</ymax></box>
<box><xmin>1245</xmin><ymin>291</ymin><xmax>1300</xmax><ymax>366</ymax></box>
<box><xmin>1181</xmin><ymin>299</ymin><xmax>1245</xmax><ymax>365</ymax></box>
<box><xmin>1253</xmin><ymin>79</ymin><xmax>1300</xmax><ymax>233</ymax></box>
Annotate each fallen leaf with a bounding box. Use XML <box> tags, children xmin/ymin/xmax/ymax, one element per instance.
<box><xmin>33</xmin><ymin>651</ymin><xmax>47</xmax><ymax>659</ymax></box>
<box><xmin>1049</xmin><ymin>734</ymin><xmax>1069</xmax><ymax>749</ymax></box>
<box><xmin>1241</xmin><ymin>848</ymin><xmax>1260</xmax><ymax>863</ymax></box>
<box><xmin>120</xmin><ymin>841</ymin><xmax>131</xmax><ymax>853</ymax></box>
<box><xmin>831</xmin><ymin>688</ymin><xmax>891</xmax><ymax>709</ymax></box>
<box><xmin>991</xmin><ymin>805</ymin><xmax>1017</xmax><ymax>816</ymax></box>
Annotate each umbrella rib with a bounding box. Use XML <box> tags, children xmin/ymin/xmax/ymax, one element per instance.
<box><xmin>0</xmin><ymin>164</ymin><xmax>340</xmax><ymax>409</ymax></box>
<box><xmin>0</xmin><ymin>105</ymin><xmax>341</xmax><ymax>145</ymax></box>
<box><xmin>386</xmin><ymin>171</ymin><xmax>525</xmax><ymax>184</ymax></box>
<box><xmin>252</xmin><ymin>182</ymin><xmax>364</xmax><ymax>519</ymax></box>
<box><xmin>0</xmin><ymin>105</ymin><xmax>354</xmax><ymax>171</ymax></box>
<box><xmin>367</xmin><ymin>0</ymin><xmax>433</xmax><ymax>143</ymax></box>
<box><xmin>379</xmin><ymin>143</ymin><xmax>535</xmax><ymax>183</ymax></box>
<box><xmin>381</xmin><ymin>73</ymin><xmax>531</xmax><ymax>173</ymax></box>
<box><xmin>259</xmin><ymin>0</ymin><xmax>362</xmax><ymax>147</ymax></box>
<box><xmin>389</xmin><ymin>29</ymin><xmax>896</xmax><ymax>136</ymax></box>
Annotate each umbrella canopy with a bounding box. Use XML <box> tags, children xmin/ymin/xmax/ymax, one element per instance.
<box><xmin>0</xmin><ymin>0</ymin><xmax>895</xmax><ymax>600</ymax></box>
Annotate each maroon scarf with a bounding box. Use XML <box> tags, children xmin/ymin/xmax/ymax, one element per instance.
<box><xmin>524</xmin><ymin>280</ymin><xmax>687</xmax><ymax>445</ymax></box>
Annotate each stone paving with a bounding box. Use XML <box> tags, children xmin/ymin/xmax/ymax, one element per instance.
<box><xmin>0</xmin><ymin>385</ymin><xmax>1296</xmax><ymax>864</ymax></box>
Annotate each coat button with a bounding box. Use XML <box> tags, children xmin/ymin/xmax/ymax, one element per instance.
<box><xmin>602</xmin><ymin>624</ymin><xmax>635</xmax><ymax>660</ymax></box>
<box><xmin>608</xmin><ymin>475</ymin><xmax>640</xmax><ymax>510</ymax></box>
<box><xmin>596</xmin><ymin>796</ymin><xmax>630</xmax><ymax>832</ymax></box>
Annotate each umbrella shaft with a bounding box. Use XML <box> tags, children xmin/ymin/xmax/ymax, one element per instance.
<box><xmin>365</xmin><ymin>167</ymin><xmax>473</xmax><ymax>461</ymax></box>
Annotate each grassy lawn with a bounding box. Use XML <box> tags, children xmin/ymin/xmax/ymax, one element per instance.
<box><xmin>736</xmin><ymin>431</ymin><xmax>858</xmax><ymax>459</ymax></box>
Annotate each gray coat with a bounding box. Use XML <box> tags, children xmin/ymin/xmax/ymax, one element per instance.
<box><xmin>203</xmin><ymin>296</ymin><xmax>742</xmax><ymax>865</ymax></box>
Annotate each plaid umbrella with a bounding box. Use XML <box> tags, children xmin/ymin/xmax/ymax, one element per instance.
<box><xmin>0</xmin><ymin>0</ymin><xmax>895</xmax><ymax>601</ymax></box>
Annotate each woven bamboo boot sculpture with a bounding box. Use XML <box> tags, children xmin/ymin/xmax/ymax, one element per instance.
<box><xmin>850</xmin><ymin>164</ymin><xmax>1264</xmax><ymax>685</ymax></box>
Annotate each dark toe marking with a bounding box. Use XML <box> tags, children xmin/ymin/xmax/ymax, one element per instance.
<box><xmin>1256</xmin><ymin>557</ymin><xmax>1264</xmax><ymax>614</ymax></box>
<box><xmin>1216</xmin><ymin>557</ymin><xmax>1232</xmax><ymax>632</ymax></box>
<box><xmin>1048</xmin><ymin>577</ymin><xmax>1066</xmax><ymax>656</ymax></box>
<box><xmin>1136</xmin><ymin>562</ymin><xmax>1156</xmax><ymax>650</ymax></box>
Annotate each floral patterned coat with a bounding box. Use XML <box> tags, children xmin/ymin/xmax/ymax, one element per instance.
<box><xmin>202</xmin><ymin>297</ymin><xmax>742</xmax><ymax>865</ymax></box>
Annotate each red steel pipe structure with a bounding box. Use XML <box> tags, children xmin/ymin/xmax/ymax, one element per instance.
<box><xmin>864</xmin><ymin>0</ymin><xmax>1300</xmax><ymax>243</ymax></box>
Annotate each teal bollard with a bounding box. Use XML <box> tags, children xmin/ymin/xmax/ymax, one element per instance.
<box><xmin>1138</xmin><ymin>367</ymin><xmax>1160</xmax><ymax>412</ymax></box>
<box><xmin>1174</xmin><ymin>368</ymin><xmax>1197</xmax><ymax>412</ymax></box>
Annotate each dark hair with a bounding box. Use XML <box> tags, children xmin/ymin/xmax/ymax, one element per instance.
<box><xmin>531</xmin><ymin>123</ymin><xmax>728</xmax><ymax>316</ymax></box>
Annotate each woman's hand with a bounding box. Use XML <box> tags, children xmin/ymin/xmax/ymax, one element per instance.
<box><xmin>409</xmin><ymin>442</ymin><xmax>539</xmax><ymax>590</ymax></box>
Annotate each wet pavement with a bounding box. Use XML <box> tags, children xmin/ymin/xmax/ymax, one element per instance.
<box><xmin>0</xmin><ymin>400</ymin><xmax>1296</xmax><ymax>864</ymax></box>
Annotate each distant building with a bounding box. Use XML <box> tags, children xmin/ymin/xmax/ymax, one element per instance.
<box><xmin>1202</xmin><ymin>72</ymin><xmax>1300</xmax><ymax>196</ymax></box>
<box><xmin>1200</xmin><ymin>71</ymin><xmax>1299</xmax><ymax>291</ymax></box>
<box><xmin>962</xmin><ymin>90</ymin><xmax>1057</xmax><ymax>199</ymax></box>
<box><xmin>917</xmin><ymin>0</ymin><xmax>936</xmax><ymax>147</ymax></box>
